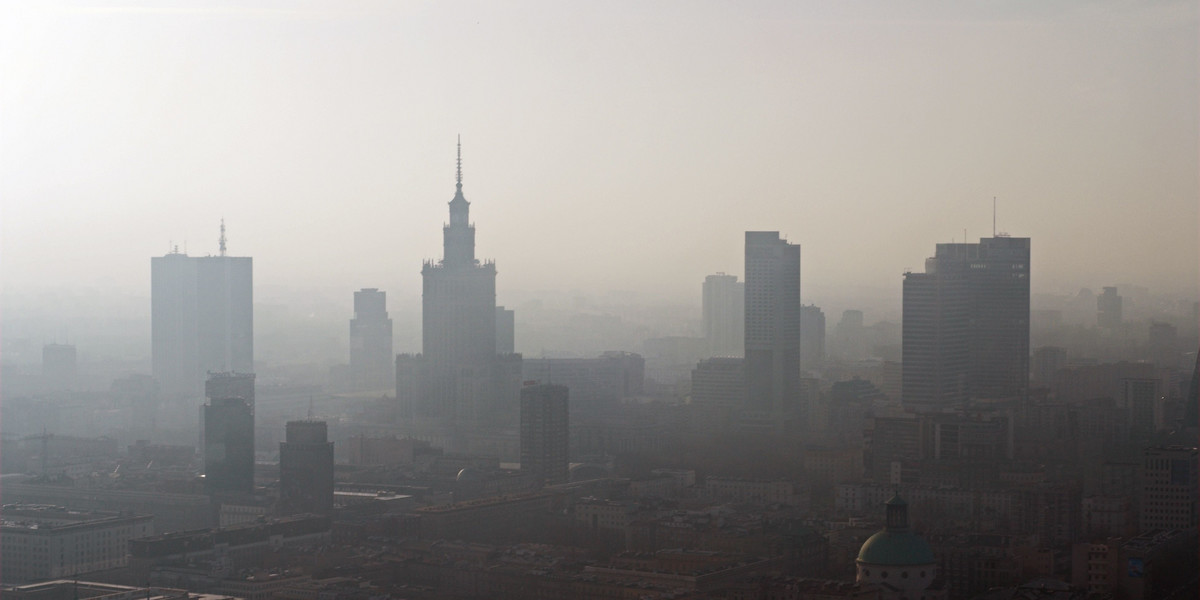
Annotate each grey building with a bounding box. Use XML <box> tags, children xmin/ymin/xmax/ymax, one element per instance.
<box><xmin>1097</xmin><ymin>286</ymin><xmax>1122</xmax><ymax>328</ymax></box>
<box><xmin>521</xmin><ymin>352</ymin><xmax>644</xmax><ymax>416</ymax></box>
<box><xmin>901</xmin><ymin>270</ymin><xmax>969</xmax><ymax>409</ymax></box>
<box><xmin>279</xmin><ymin>420</ymin><xmax>334</xmax><ymax>515</ymax></box>
<box><xmin>520</xmin><ymin>384</ymin><xmax>569</xmax><ymax>485</ymax></box>
<box><xmin>902</xmin><ymin>236</ymin><xmax>1030</xmax><ymax>406</ymax></box>
<box><xmin>703</xmin><ymin>273</ymin><xmax>744</xmax><ymax>358</ymax></box>
<box><xmin>350</xmin><ymin>288</ymin><xmax>394</xmax><ymax>391</ymax></box>
<box><xmin>744</xmin><ymin>231</ymin><xmax>801</xmax><ymax>416</ymax></box>
<box><xmin>203</xmin><ymin>396</ymin><xmax>254</xmax><ymax>495</ymax></box>
<box><xmin>799</xmin><ymin>304</ymin><xmax>825</xmax><ymax>374</ymax></box>
<box><xmin>496</xmin><ymin>306</ymin><xmax>515</xmax><ymax>354</ymax></box>
<box><xmin>151</xmin><ymin>229</ymin><xmax>252</xmax><ymax>401</ymax></box>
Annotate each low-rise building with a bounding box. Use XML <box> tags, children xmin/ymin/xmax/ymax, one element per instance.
<box><xmin>1</xmin><ymin>504</ymin><xmax>154</xmax><ymax>583</ymax></box>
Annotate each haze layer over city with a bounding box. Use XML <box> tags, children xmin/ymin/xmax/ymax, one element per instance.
<box><xmin>0</xmin><ymin>2</ymin><xmax>1197</xmax><ymax>599</ymax></box>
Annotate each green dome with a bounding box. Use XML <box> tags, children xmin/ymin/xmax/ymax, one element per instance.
<box><xmin>856</xmin><ymin>530</ymin><xmax>936</xmax><ymax>566</ymax></box>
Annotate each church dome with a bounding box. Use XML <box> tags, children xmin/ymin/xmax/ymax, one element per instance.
<box><xmin>857</xmin><ymin>529</ymin><xmax>936</xmax><ymax>566</ymax></box>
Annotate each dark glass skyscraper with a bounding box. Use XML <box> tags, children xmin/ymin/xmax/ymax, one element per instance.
<box><xmin>203</xmin><ymin>396</ymin><xmax>253</xmax><ymax>494</ymax></box>
<box><xmin>744</xmin><ymin>231</ymin><xmax>801</xmax><ymax>416</ymax></box>
<box><xmin>902</xmin><ymin>236</ymin><xmax>1030</xmax><ymax>407</ymax></box>
<box><xmin>279</xmin><ymin>420</ymin><xmax>334</xmax><ymax>515</ymax></box>
<box><xmin>520</xmin><ymin>384</ymin><xmax>569</xmax><ymax>485</ymax></box>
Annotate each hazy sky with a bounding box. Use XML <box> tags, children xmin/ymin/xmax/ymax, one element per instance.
<box><xmin>3</xmin><ymin>0</ymin><xmax>1197</xmax><ymax>307</ymax></box>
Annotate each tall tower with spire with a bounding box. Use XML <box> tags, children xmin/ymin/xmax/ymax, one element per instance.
<box><xmin>398</xmin><ymin>138</ymin><xmax>519</xmax><ymax>447</ymax></box>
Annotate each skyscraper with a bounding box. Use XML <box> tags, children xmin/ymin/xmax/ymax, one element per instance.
<box><xmin>279</xmin><ymin>420</ymin><xmax>334</xmax><ymax>515</ymax></box>
<box><xmin>350</xmin><ymin>288</ymin><xmax>394</xmax><ymax>391</ymax></box>
<box><xmin>703</xmin><ymin>273</ymin><xmax>744</xmax><ymax>357</ymax></box>
<box><xmin>151</xmin><ymin>223</ymin><xmax>252</xmax><ymax>401</ymax></box>
<box><xmin>203</xmin><ymin>396</ymin><xmax>253</xmax><ymax>495</ymax></box>
<box><xmin>901</xmin><ymin>269</ymin><xmax>969</xmax><ymax>409</ymax></box>
<box><xmin>744</xmin><ymin>231</ymin><xmax>801</xmax><ymax>416</ymax></box>
<box><xmin>520</xmin><ymin>384</ymin><xmax>569</xmax><ymax>485</ymax></box>
<box><xmin>901</xmin><ymin>236</ymin><xmax>1030</xmax><ymax>405</ymax></box>
<box><xmin>799</xmin><ymin>304</ymin><xmax>825</xmax><ymax>374</ymax></box>
<box><xmin>396</xmin><ymin>140</ymin><xmax>521</xmax><ymax>442</ymax></box>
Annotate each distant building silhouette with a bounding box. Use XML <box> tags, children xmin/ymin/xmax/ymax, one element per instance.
<box><xmin>799</xmin><ymin>304</ymin><xmax>825</xmax><ymax>374</ymax></box>
<box><xmin>1147</xmin><ymin>321</ymin><xmax>1178</xmax><ymax>368</ymax></box>
<box><xmin>521</xmin><ymin>352</ymin><xmax>643</xmax><ymax>417</ymax></box>
<box><xmin>744</xmin><ymin>232</ymin><xmax>801</xmax><ymax>417</ymax></box>
<box><xmin>1097</xmin><ymin>286</ymin><xmax>1122</xmax><ymax>328</ymax></box>
<box><xmin>702</xmin><ymin>273</ymin><xmax>744</xmax><ymax>358</ymax></box>
<box><xmin>205</xmin><ymin>372</ymin><xmax>255</xmax><ymax>413</ymax></box>
<box><xmin>41</xmin><ymin>343</ymin><xmax>77</xmax><ymax>390</ymax></box>
<box><xmin>279</xmin><ymin>420</ymin><xmax>334</xmax><ymax>515</ymax></box>
<box><xmin>152</xmin><ymin>225</ymin><xmax>252</xmax><ymax>400</ymax></box>
<box><xmin>350</xmin><ymin>288</ymin><xmax>394</xmax><ymax>391</ymax></box>
<box><xmin>902</xmin><ymin>236</ymin><xmax>1030</xmax><ymax>407</ymax></box>
<box><xmin>520</xmin><ymin>384</ymin><xmax>569</xmax><ymax>485</ymax></box>
<box><xmin>395</xmin><ymin>140</ymin><xmax>522</xmax><ymax>450</ymax></box>
<box><xmin>833</xmin><ymin>310</ymin><xmax>869</xmax><ymax>360</ymax></box>
<box><xmin>496</xmin><ymin>306</ymin><xmax>515</xmax><ymax>354</ymax></box>
<box><xmin>690</xmin><ymin>357</ymin><xmax>744</xmax><ymax>407</ymax></box>
<box><xmin>203</xmin><ymin>396</ymin><xmax>254</xmax><ymax>495</ymax></box>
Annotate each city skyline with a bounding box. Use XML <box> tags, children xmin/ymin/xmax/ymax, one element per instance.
<box><xmin>2</xmin><ymin>1</ymin><xmax>1196</xmax><ymax>305</ymax></box>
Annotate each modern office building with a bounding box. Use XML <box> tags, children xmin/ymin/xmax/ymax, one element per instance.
<box><xmin>901</xmin><ymin>270</ymin><xmax>969</xmax><ymax>409</ymax></box>
<box><xmin>902</xmin><ymin>236</ymin><xmax>1029</xmax><ymax>406</ymax></box>
<box><xmin>279</xmin><ymin>420</ymin><xmax>335</xmax><ymax>515</ymax></box>
<box><xmin>520</xmin><ymin>384</ymin><xmax>569</xmax><ymax>485</ymax></box>
<box><xmin>151</xmin><ymin>224</ymin><xmax>252</xmax><ymax>401</ymax></box>
<box><xmin>1138</xmin><ymin>445</ymin><xmax>1197</xmax><ymax>531</ymax></box>
<box><xmin>203</xmin><ymin>396</ymin><xmax>254</xmax><ymax>495</ymax></box>
<box><xmin>350</xmin><ymin>288</ymin><xmax>394</xmax><ymax>391</ymax></box>
<box><xmin>799</xmin><ymin>304</ymin><xmax>825</xmax><ymax>374</ymax></box>
<box><xmin>744</xmin><ymin>231</ymin><xmax>801</xmax><ymax>416</ymax></box>
<box><xmin>702</xmin><ymin>273</ymin><xmax>744</xmax><ymax>358</ymax></box>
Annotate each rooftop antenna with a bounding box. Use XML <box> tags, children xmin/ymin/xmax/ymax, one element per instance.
<box><xmin>456</xmin><ymin>134</ymin><xmax>463</xmax><ymax>188</ymax></box>
<box><xmin>992</xmin><ymin>196</ymin><xmax>997</xmax><ymax>237</ymax></box>
<box><xmin>219</xmin><ymin>218</ymin><xmax>227</xmax><ymax>257</ymax></box>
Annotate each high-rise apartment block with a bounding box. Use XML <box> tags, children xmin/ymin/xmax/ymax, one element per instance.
<box><xmin>279</xmin><ymin>420</ymin><xmax>335</xmax><ymax>515</ymax></box>
<box><xmin>901</xmin><ymin>236</ymin><xmax>1029</xmax><ymax>408</ymax></box>
<box><xmin>151</xmin><ymin>228</ymin><xmax>252</xmax><ymax>400</ymax></box>
<box><xmin>520</xmin><ymin>384</ymin><xmax>569</xmax><ymax>485</ymax></box>
<box><xmin>703</xmin><ymin>273</ymin><xmax>744</xmax><ymax>357</ymax></box>
<box><xmin>744</xmin><ymin>231</ymin><xmax>801</xmax><ymax>416</ymax></box>
<box><xmin>350</xmin><ymin>288</ymin><xmax>394</xmax><ymax>391</ymax></box>
<box><xmin>203</xmin><ymin>397</ymin><xmax>254</xmax><ymax>495</ymax></box>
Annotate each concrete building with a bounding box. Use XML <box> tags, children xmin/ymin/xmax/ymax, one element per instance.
<box><xmin>279</xmin><ymin>420</ymin><xmax>334</xmax><ymax>515</ymax></box>
<box><xmin>203</xmin><ymin>397</ymin><xmax>254</xmax><ymax>494</ymax></box>
<box><xmin>799</xmin><ymin>304</ymin><xmax>825</xmax><ymax>375</ymax></box>
<box><xmin>1138</xmin><ymin>446</ymin><xmax>1197</xmax><ymax>531</ymax></box>
<box><xmin>744</xmin><ymin>231</ymin><xmax>801</xmax><ymax>417</ymax></box>
<box><xmin>903</xmin><ymin>236</ymin><xmax>1030</xmax><ymax>404</ymax></box>
<box><xmin>496</xmin><ymin>306</ymin><xmax>515</xmax><ymax>354</ymax></box>
<box><xmin>520</xmin><ymin>384</ymin><xmax>570</xmax><ymax>485</ymax></box>
<box><xmin>521</xmin><ymin>352</ymin><xmax>644</xmax><ymax>416</ymax></box>
<box><xmin>703</xmin><ymin>273</ymin><xmax>744</xmax><ymax>358</ymax></box>
<box><xmin>396</xmin><ymin>140</ymin><xmax>521</xmax><ymax>442</ymax></box>
<box><xmin>0</xmin><ymin>504</ymin><xmax>154</xmax><ymax>583</ymax></box>
<box><xmin>1097</xmin><ymin>286</ymin><xmax>1122</xmax><ymax>328</ymax></box>
<box><xmin>349</xmin><ymin>288</ymin><xmax>394</xmax><ymax>391</ymax></box>
<box><xmin>901</xmin><ymin>269</ymin><xmax>969</xmax><ymax>409</ymax></box>
<box><xmin>151</xmin><ymin>225</ymin><xmax>252</xmax><ymax>401</ymax></box>
<box><xmin>690</xmin><ymin>357</ymin><xmax>745</xmax><ymax>407</ymax></box>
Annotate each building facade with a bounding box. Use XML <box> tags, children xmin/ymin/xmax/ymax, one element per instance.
<box><xmin>744</xmin><ymin>231</ymin><xmax>801</xmax><ymax>417</ymax></box>
<box><xmin>279</xmin><ymin>420</ymin><xmax>335</xmax><ymax>515</ymax></box>
<box><xmin>350</xmin><ymin>288</ymin><xmax>394</xmax><ymax>391</ymax></box>
<box><xmin>520</xmin><ymin>384</ymin><xmax>570</xmax><ymax>485</ymax></box>
<box><xmin>151</xmin><ymin>234</ymin><xmax>252</xmax><ymax>401</ymax></box>
<box><xmin>203</xmin><ymin>397</ymin><xmax>254</xmax><ymax>494</ymax></box>
<box><xmin>703</xmin><ymin>273</ymin><xmax>744</xmax><ymax>358</ymax></box>
<box><xmin>1</xmin><ymin>505</ymin><xmax>154</xmax><ymax>583</ymax></box>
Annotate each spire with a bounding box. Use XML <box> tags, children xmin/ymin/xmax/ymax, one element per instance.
<box><xmin>219</xmin><ymin>218</ymin><xmax>227</xmax><ymax>257</ymax></box>
<box><xmin>456</xmin><ymin>135</ymin><xmax>463</xmax><ymax>190</ymax></box>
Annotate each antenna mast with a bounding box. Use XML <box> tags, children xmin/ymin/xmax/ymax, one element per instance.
<box><xmin>456</xmin><ymin>135</ymin><xmax>463</xmax><ymax>187</ymax></box>
<box><xmin>219</xmin><ymin>219</ymin><xmax>227</xmax><ymax>257</ymax></box>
